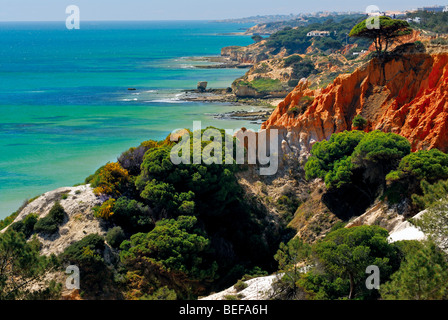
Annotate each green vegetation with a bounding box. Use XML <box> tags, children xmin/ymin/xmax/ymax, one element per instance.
<box><xmin>413</xmin><ymin>199</ymin><xmax>448</xmax><ymax>250</ymax></box>
<box><xmin>305</xmin><ymin>130</ymin><xmax>366</xmax><ymax>185</ymax></box>
<box><xmin>0</xmin><ymin>229</ymin><xmax>60</xmax><ymax>299</ymax></box>
<box><xmin>306</xmin><ymin>130</ymin><xmax>410</xmax><ymax>190</ymax></box>
<box><xmin>120</xmin><ymin>216</ymin><xmax>218</xmax><ymax>299</ymax></box>
<box><xmin>349</xmin><ymin>16</ymin><xmax>412</xmax><ymax>55</ymax></box>
<box><xmin>60</xmin><ymin>234</ymin><xmax>111</xmax><ymax>296</ymax></box>
<box><xmin>272</xmin><ymin>225</ymin><xmax>399</xmax><ymax>300</ymax></box>
<box><xmin>406</xmin><ymin>11</ymin><xmax>448</xmax><ymax>34</ymax></box>
<box><xmin>380</xmin><ymin>240</ymin><xmax>448</xmax><ymax>299</ymax></box>
<box><xmin>109</xmin><ymin>197</ymin><xmax>155</xmax><ymax>233</ymax></box>
<box><xmin>251</xmin><ymin>35</ymin><xmax>263</xmax><ymax>43</ymax></box>
<box><xmin>74</xmin><ymin>128</ymin><xmax>290</xmax><ymax>299</ymax></box>
<box><xmin>8</xmin><ymin>117</ymin><xmax>448</xmax><ymax>301</ymax></box>
<box><xmin>352</xmin><ymin>114</ymin><xmax>367</xmax><ymax>130</ymax></box>
<box><xmin>266</xmin><ymin>16</ymin><xmax>370</xmax><ymax>55</ymax></box>
<box><xmin>273</xmin><ymin>237</ymin><xmax>311</xmax><ymax>299</ymax></box>
<box><xmin>430</xmin><ymin>38</ymin><xmax>448</xmax><ymax>45</ymax></box>
<box><xmin>34</xmin><ymin>202</ymin><xmax>66</xmax><ymax>235</ymax></box>
<box><xmin>237</xmin><ymin>78</ymin><xmax>284</xmax><ymax>93</ymax></box>
<box><xmin>412</xmin><ymin>179</ymin><xmax>448</xmax><ymax>210</ymax></box>
<box><xmin>283</xmin><ymin>54</ymin><xmax>303</xmax><ymax>67</ymax></box>
<box><xmin>305</xmin><ymin>130</ymin><xmax>411</xmax><ymax>218</ymax></box>
<box><xmin>234</xmin><ymin>280</ymin><xmax>248</xmax><ymax>292</ymax></box>
<box><xmin>10</xmin><ymin>213</ymin><xmax>38</xmax><ymax>239</ymax></box>
<box><xmin>385</xmin><ymin>149</ymin><xmax>448</xmax><ymax>207</ymax></box>
<box><xmin>291</xmin><ymin>58</ymin><xmax>316</xmax><ymax>80</ymax></box>
<box><xmin>106</xmin><ymin>226</ymin><xmax>126</xmax><ymax>248</ymax></box>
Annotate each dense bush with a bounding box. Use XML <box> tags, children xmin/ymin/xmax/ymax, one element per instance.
<box><xmin>0</xmin><ymin>229</ymin><xmax>59</xmax><ymax>299</ymax></box>
<box><xmin>34</xmin><ymin>202</ymin><xmax>66</xmax><ymax>235</ymax></box>
<box><xmin>237</xmin><ymin>78</ymin><xmax>284</xmax><ymax>93</ymax></box>
<box><xmin>380</xmin><ymin>241</ymin><xmax>448</xmax><ymax>300</ymax></box>
<box><xmin>306</xmin><ymin>130</ymin><xmax>410</xmax><ymax>190</ymax></box>
<box><xmin>352</xmin><ymin>114</ymin><xmax>367</xmax><ymax>130</ymax></box>
<box><xmin>305</xmin><ymin>130</ymin><xmax>365</xmax><ymax>183</ymax></box>
<box><xmin>413</xmin><ymin>198</ymin><xmax>448</xmax><ymax>250</ymax></box>
<box><xmin>384</xmin><ymin>149</ymin><xmax>448</xmax><ymax>207</ymax></box>
<box><xmin>265</xmin><ymin>16</ymin><xmax>367</xmax><ymax>55</ymax></box>
<box><xmin>314</xmin><ymin>36</ymin><xmax>343</xmax><ymax>51</ymax></box>
<box><xmin>120</xmin><ymin>216</ymin><xmax>218</xmax><ymax>299</ymax></box>
<box><xmin>298</xmin><ymin>225</ymin><xmax>399</xmax><ymax>300</ymax></box>
<box><xmin>412</xmin><ymin>179</ymin><xmax>448</xmax><ymax>210</ymax></box>
<box><xmin>291</xmin><ymin>59</ymin><xmax>317</xmax><ymax>80</ymax></box>
<box><xmin>110</xmin><ymin>197</ymin><xmax>155</xmax><ymax>233</ymax></box>
<box><xmin>283</xmin><ymin>55</ymin><xmax>302</xmax><ymax>67</ymax></box>
<box><xmin>106</xmin><ymin>226</ymin><xmax>126</xmax><ymax>248</ymax></box>
<box><xmin>93</xmin><ymin>198</ymin><xmax>116</xmax><ymax>220</ymax></box>
<box><xmin>406</xmin><ymin>11</ymin><xmax>448</xmax><ymax>34</ymax></box>
<box><xmin>10</xmin><ymin>213</ymin><xmax>38</xmax><ymax>238</ymax></box>
<box><xmin>60</xmin><ymin>234</ymin><xmax>109</xmax><ymax>296</ymax></box>
<box><xmin>89</xmin><ymin>162</ymin><xmax>130</xmax><ymax>197</ymax></box>
<box><xmin>118</xmin><ymin>140</ymin><xmax>169</xmax><ymax>176</ymax></box>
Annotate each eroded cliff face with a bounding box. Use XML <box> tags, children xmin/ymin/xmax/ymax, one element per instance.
<box><xmin>262</xmin><ymin>49</ymin><xmax>448</xmax><ymax>156</ymax></box>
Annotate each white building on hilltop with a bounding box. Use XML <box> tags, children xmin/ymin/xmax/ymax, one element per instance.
<box><xmin>307</xmin><ymin>30</ymin><xmax>330</xmax><ymax>37</ymax></box>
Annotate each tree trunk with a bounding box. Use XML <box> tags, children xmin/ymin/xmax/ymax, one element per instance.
<box><xmin>349</xmin><ymin>273</ymin><xmax>355</xmax><ymax>299</ymax></box>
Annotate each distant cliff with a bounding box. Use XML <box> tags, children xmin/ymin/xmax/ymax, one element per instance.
<box><xmin>262</xmin><ymin>45</ymin><xmax>448</xmax><ymax>155</ymax></box>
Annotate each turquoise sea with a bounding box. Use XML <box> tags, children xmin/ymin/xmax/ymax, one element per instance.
<box><xmin>0</xmin><ymin>21</ymin><xmax>260</xmax><ymax>218</ymax></box>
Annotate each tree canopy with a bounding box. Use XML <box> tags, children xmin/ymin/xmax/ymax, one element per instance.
<box><xmin>349</xmin><ymin>16</ymin><xmax>412</xmax><ymax>55</ymax></box>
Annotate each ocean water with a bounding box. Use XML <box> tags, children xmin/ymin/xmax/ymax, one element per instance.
<box><xmin>0</xmin><ymin>21</ymin><xmax>260</xmax><ymax>218</ymax></box>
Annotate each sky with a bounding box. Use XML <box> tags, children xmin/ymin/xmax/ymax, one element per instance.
<box><xmin>0</xmin><ymin>0</ymin><xmax>443</xmax><ymax>21</ymax></box>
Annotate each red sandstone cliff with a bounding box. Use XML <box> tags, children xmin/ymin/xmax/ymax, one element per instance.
<box><xmin>262</xmin><ymin>47</ymin><xmax>448</xmax><ymax>153</ymax></box>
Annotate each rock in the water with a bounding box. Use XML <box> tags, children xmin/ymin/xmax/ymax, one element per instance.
<box><xmin>197</xmin><ymin>81</ymin><xmax>208</xmax><ymax>92</ymax></box>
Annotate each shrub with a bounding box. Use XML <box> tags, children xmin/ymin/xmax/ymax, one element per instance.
<box><xmin>380</xmin><ymin>241</ymin><xmax>448</xmax><ymax>300</ymax></box>
<box><xmin>352</xmin><ymin>114</ymin><xmax>367</xmax><ymax>130</ymax></box>
<box><xmin>283</xmin><ymin>55</ymin><xmax>303</xmax><ymax>67</ymax></box>
<box><xmin>286</xmin><ymin>106</ymin><xmax>300</xmax><ymax>116</ymax></box>
<box><xmin>140</xmin><ymin>286</ymin><xmax>177</xmax><ymax>300</ymax></box>
<box><xmin>118</xmin><ymin>140</ymin><xmax>160</xmax><ymax>176</ymax></box>
<box><xmin>0</xmin><ymin>229</ymin><xmax>58</xmax><ymax>300</ymax></box>
<box><xmin>60</xmin><ymin>234</ymin><xmax>108</xmax><ymax>296</ymax></box>
<box><xmin>106</xmin><ymin>226</ymin><xmax>126</xmax><ymax>248</ymax></box>
<box><xmin>234</xmin><ymin>280</ymin><xmax>248</xmax><ymax>292</ymax></box>
<box><xmin>305</xmin><ymin>130</ymin><xmax>366</xmax><ymax>182</ymax></box>
<box><xmin>412</xmin><ymin>179</ymin><xmax>448</xmax><ymax>210</ymax></box>
<box><xmin>251</xmin><ymin>35</ymin><xmax>263</xmax><ymax>43</ymax></box>
<box><xmin>120</xmin><ymin>216</ymin><xmax>218</xmax><ymax>299</ymax></box>
<box><xmin>385</xmin><ymin>149</ymin><xmax>448</xmax><ymax>205</ymax></box>
<box><xmin>299</xmin><ymin>225</ymin><xmax>400</xmax><ymax>300</ymax></box>
<box><xmin>245</xmin><ymin>78</ymin><xmax>284</xmax><ymax>93</ymax></box>
<box><xmin>90</xmin><ymin>162</ymin><xmax>130</xmax><ymax>197</ymax></box>
<box><xmin>10</xmin><ymin>213</ymin><xmax>38</xmax><ymax>238</ymax></box>
<box><xmin>111</xmin><ymin>197</ymin><xmax>155</xmax><ymax>233</ymax></box>
<box><xmin>291</xmin><ymin>59</ymin><xmax>316</xmax><ymax>79</ymax></box>
<box><xmin>94</xmin><ymin>198</ymin><xmax>116</xmax><ymax>220</ymax></box>
<box><xmin>34</xmin><ymin>202</ymin><xmax>66</xmax><ymax>235</ymax></box>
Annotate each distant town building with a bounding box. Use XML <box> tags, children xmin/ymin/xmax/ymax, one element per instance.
<box><xmin>444</xmin><ymin>5</ymin><xmax>448</xmax><ymax>12</ymax></box>
<box><xmin>307</xmin><ymin>30</ymin><xmax>330</xmax><ymax>37</ymax></box>
<box><xmin>418</xmin><ymin>5</ymin><xmax>445</xmax><ymax>12</ymax></box>
<box><xmin>406</xmin><ymin>17</ymin><xmax>421</xmax><ymax>23</ymax></box>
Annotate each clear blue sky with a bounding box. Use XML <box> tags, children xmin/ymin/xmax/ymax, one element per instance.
<box><xmin>0</xmin><ymin>0</ymin><xmax>442</xmax><ymax>21</ymax></box>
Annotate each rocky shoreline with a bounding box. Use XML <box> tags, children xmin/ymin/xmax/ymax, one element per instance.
<box><xmin>185</xmin><ymin>56</ymin><xmax>253</xmax><ymax>69</ymax></box>
<box><xmin>180</xmin><ymin>88</ymin><xmax>280</xmax><ymax>123</ymax></box>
